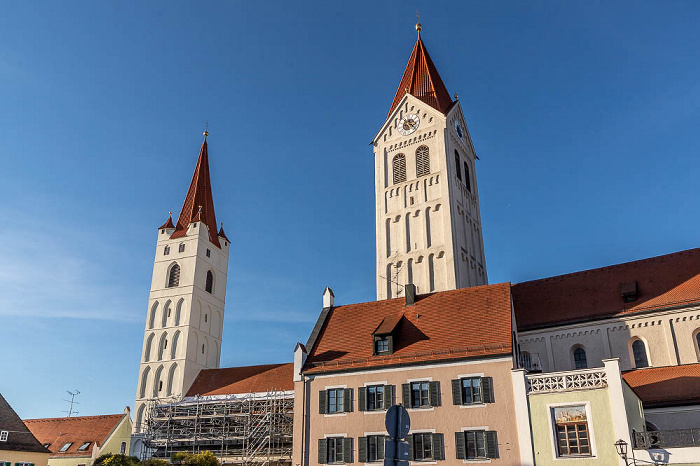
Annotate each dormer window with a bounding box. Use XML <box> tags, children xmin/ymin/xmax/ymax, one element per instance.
<box><xmin>375</xmin><ymin>336</ymin><xmax>391</xmax><ymax>354</ymax></box>
<box><xmin>372</xmin><ymin>315</ymin><xmax>402</xmax><ymax>355</ymax></box>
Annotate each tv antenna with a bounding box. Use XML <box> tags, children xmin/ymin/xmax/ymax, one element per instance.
<box><xmin>62</xmin><ymin>390</ymin><xmax>80</xmax><ymax>417</ymax></box>
<box><xmin>379</xmin><ymin>251</ymin><xmax>405</xmax><ymax>297</ymax></box>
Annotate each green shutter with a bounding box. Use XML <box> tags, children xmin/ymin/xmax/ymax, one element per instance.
<box><xmin>319</xmin><ymin>390</ymin><xmax>327</xmax><ymax>414</ymax></box>
<box><xmin>431</xmin><ymin>433</ymin><xmax>444</xmax><ymax>460</ymax></box>
<box><xmin>358</xmin><ymin>437</ymin><xmax>367</xmax><ymax>463</ymax></box>
<box><xmin>429</xmin><ymin>381</ymin><xmax>440</xmax><ymax>407</ymax></box>
<box><xmin>406</xmin><ymin>434</ymin><xmax>414</xmax><ymax>461</ymax></box>
<box><xmin>384</xmin><ymin>384</ymin><xmax>395</xmax><ymax>408</ymax></box>
<box><xmin>378</xmin><ymin>436</ymin><xmax>386</xmax><ymax>460</ymax></box>
<box><xmin>318</xmin><ymin>438</ymin><xmax>327</xmax><ymax>464</ymax></box>
<box><xmin>455</xmin><ymin>432</ymin><xmax>466</xmax><ymax>459</ymax></box>
<box><xmin>402</xmin><ymin>383</ymin><xmax>411</xmax><ymax>407</ymax></box>
<box><xmin>451</xmin><ymin>379</ymin><xmax>462</xmax><ymax>405</ymax></box>
<box><xmin>482</xmin><ymin>377</ymin><xmax>495</xmax><ymax>403</ymax></box>
<box><xmin>358</xmin><ymin>387</ymin><xmax>367</xmax><ymax>411</ymax></box>
<box><xmin>343</xmin><ymin>437</ymin><xmax>353</xmax><ymax>463</ymax></box>
<box><xmin>485</xmin><ymin>431</ymin><xmax>499</xmax><ymax>458</ymax></box>
<box><xmin>344</xmin><ymin>388</ymin><xmax>353</xmax><ymax>412</ymax></box>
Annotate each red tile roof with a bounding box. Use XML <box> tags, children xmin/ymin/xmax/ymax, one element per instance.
<box><xmin>170</xmin><ymin>139</ymin><xmax>221</xmax><ymax>248</ymax></box>
<box><xmin>304</xmin><ymin>283</ymin><xmax>513</xmax><ymax>374</ymax></box>
<box><xmin>388</xmin><ymin>36</ymin><xmax>453</xmax><ymax>117</ymax></box>
<box><xmin>186</xmin><ymin>363</ymin><xmax>294</xmax><ymax>397</ymax></box>
<box><xmin>158</xmin><ymin>214</ymin><xmax>175</xmax><ymax>230</ymax></box>
<box><xmin>512</xmin><ymin>248</ymin><xmax>700</xmax><ymax>330</ymax></box>
<box><xmin>217</xmin><ymin>224</ymin><xmax>230</xmax><ymax>242</ymax></box>
<box><xmin>622</xmin><ymin>364</ymin><xmax>700</xmax><ymax>407</ymax></box>
<box><xmin>24</xmin><ymin>414</ymin><xmax>126</xmax><ymax>457</ymax></box>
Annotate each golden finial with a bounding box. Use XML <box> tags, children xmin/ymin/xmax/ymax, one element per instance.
<box><xmin>169</xmin><ymin>211</ymin><xmax>172</xmax><ymax>216</ymax></box>
<box><xmin>203</xmin><ymin>121</ymin><xmax>209</xmax><ymax>139</ymax></box>
<box><xmin>454</xmin><ymin>93</ymin><xmax>459</xmax><ymax>100</ymax></box>
<box><xmin>198</xmin><ymin>205</ymin><xmax>203</xmax><ymax>214</ymax></box>
<box><xmin>416</xmin><ymin>10</ymin><xmax>422</xmax><ymax>36</ymax></box>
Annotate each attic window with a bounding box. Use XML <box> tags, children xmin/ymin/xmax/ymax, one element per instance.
<box><xmin>620</xmin><ymin>282</ymin><xmax>638</xmax><ymax>303</ymax></box>
<box><xmin>77</xmin><ymin>442</ymin><xmax>91</xmax><ymax>451</ymax></box>
<box><xmin>0</xmin><ymin>430</ymin><xmax>7</xmax><ymax>441</ymax></box>
<box><xmin>43</xmin><ymin>443</ymin><xmax>51</xmax><ymax>448</ymax></box>
<box><xmin>59</xmin><ymin>442</ymin><xmax>73</xmax><ymax>452</ymax></box>
<box><xmin>374</xmin><ymin>335</ymin><xmax>393</xmax><ymax>355</ymax></box>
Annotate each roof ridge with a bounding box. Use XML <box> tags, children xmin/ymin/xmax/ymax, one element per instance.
<box><xmin>24</xmin><ymin>413</ymin><xmax>124</xmax><ymax>422</ymax></box>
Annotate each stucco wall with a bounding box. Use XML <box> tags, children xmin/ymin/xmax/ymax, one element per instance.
<box><xmin>0</xmin><ymin>450</ymin><xmax>50</xmax><ymax>466</ymax></box>
<box><xmin>97</xmin><ymin>414</ymin><xmax>132</xmax><ymax>457</ymax></box>
<box><xmin>47</xmin><ymin>455</ymin><xmax>92</xmax><ymax>466</ymax></box>
<box><xmin>621</xmin><ymin>381</ymin><xmax>645</xmax><ymax>435</ymax></box>
<box><xmin>529</xmin><ymin>388</ymin><xmax>617</xmax><ymax>466</ymax></box>
<box><xmin>294</xmin><ymin>357</ymin><xmax>520</xmax><ymax>466</ymax></box>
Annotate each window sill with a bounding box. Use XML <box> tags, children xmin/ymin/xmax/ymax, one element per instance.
<box><xmin>463</xmin><ymin>458</ymin><xmax>491</xmax><ymax>463</ymax></box>
<box><xmin>324</xmin><ymin>412</ymin><xmax>348</xmax><ymax>417</ymax></box>
<box><xmin>459</xmin><ymin>403</ymin><xmax>486</xmax><ymax>409</ymax></box>
<box><xmin>554</xmin><ymin>455</ymin><xmax>595</xmax><ymax>461</ymax></box>
<box><xmin>363</xmin><ymin>409</ymin><xmax>388</xmax><ymax>415</ymax></box>
<box><xmin>407</xmin><ymin>406</ymin><xmax>435</xmax><ymax>412</ymax></box>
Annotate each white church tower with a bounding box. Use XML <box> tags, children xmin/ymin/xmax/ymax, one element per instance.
<box><xmin>133</xmin><ymin>132</ymin><xmax>230</xmax><ymax>434</ymax></box>
<box><xmin>373</xmin><ymin>23</ymin><xmax>487</xmax><ymax>300</ymax></box>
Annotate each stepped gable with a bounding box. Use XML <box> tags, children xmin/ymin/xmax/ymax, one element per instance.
<box><xmin>0</xmin><ymin>394</ymin><xmax>49</xmax><ymax>454</ymax></box>
<box><xmin>623</xmin><ymin>363</ymin><xmax>700</xmax><ymax>407</ymax></box>
<box><xmin>512</xmin><ymin>248</ymin><xmax>700</xmax><ymax>331</ymax></box>
<box><xmin>304</xmin><ymin>283</ymin><xmax>513</xmax><ymax>375</ymax></box>
<box><xmin>186</xmin><ymin>363</ymin><xmax>294</xmax><ymax>397</ymax></box>
<box><xmin>24</xmin><ymin>414</ymin><xmax>125</xmax><ymax>457</ymax></box>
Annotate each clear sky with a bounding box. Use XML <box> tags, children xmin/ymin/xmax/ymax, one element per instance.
<box><xmin>1</xmin><ymin>1</ymin><xmax>699</xmax><ymax>418</ymax></box>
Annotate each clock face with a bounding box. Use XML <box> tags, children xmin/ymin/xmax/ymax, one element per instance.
<box><xmin>454</xmin><ymin>120</ymin><xmax>465</xmax><ymax>142</ymax></box>
<box><xmin>398</xmin><ymin>114</ymin><xmax>420</xmax><ymax>136</ymax></box>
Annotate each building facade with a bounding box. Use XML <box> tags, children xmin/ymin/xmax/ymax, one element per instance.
<box><xmin>133</xmin><ymin>134</ymin><xmax>231</xmax><ymax>434</ymax></box>
<box><xmin>0</xmin><ymin>394</ymin><xmax>50</xmax><ymax>466</ymax></box>
<box><xmin>373</xmin><ymin>24</ymin><xmax>487</xmax><ymax>300</ymax></box>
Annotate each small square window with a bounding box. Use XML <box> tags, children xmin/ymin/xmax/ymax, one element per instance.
<box><xmin>206</xmin><ymin>249</ymin><xmax>211</xmax><ymax>257</ymax></box>
<box><xmin>59</xmin><ymin>442</ymin><xmax>73</xmax><ymax>452</ymax></box>
<box><xmin>77</xmin><ymin>442</ymin><xmax>91</xmax><ymax>451</ymax></box>
<box><xmin>0</xmin><ymin>430</ymin><xmax>8</xmax><ymax>441</ymax></box>
<box><xmin>375</xmin><ymin>337</ymin><xmax>390</xmax><ymax>354</ymax></box>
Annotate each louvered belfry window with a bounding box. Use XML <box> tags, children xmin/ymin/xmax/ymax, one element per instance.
<box><xmin>167</xmin><ymin>264</ymin><xmax>180</xmax><ymax>288</ymax></box>
<box><xmin>393</xmin><ymin>154</ymin><xmax>406</xmax><ymax>184</ymax></box>
<box><xmin>416</xmin><ymin>146</ymin><xmax>430</xmax><ymax>177</ymax></box>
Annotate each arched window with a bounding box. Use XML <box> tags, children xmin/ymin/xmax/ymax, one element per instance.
<box><xmin>463</xmin><ymin>161</ymin><xmax>471</xmax><ymax>192</ymax></box>
<box><xmin>164</xmin><ymin>245</ymin><xmax>170</xmax><ymax>256</ymax></box>
<box><xmin>175</xmin><ymin>299</ymin><xmax>183</xmax><ymax>326</ymax></box>
<box><xmin>416</xmin><ymin>146</ymin><xmax>430</xmax><ymax>177</ymax></box>
<box><xmin>454</xmin><ymin>151</ymin><xmax>462</xmax><ymax>180</ymax></box>
<box><xmin>161</xmin><ymin>300</ymin><xmax>171</xmax><ymax>327</ymax></box>
<box><xmin>573</xmin><ymin>346</ymin><xmax>588</xmax><ymax>369</ymax></box>
<box><xmin>166</xmin><ymin>363</ymin><xmax>178</xmax><ymax>396</ymax></box>
<box><xmin>157</xmin><ymin>333</ymin><xmax>168</xmax><ymax>360</ymax></box>
<box><xmin>148</xmin><ymin>302</ymin><xmax>158</xmax><ymax>329</ymax></box>
<box><xmin>695</xmin><ymin>330</ymin><xmax>700</xmax><ymax>360</ymax></box>
<box><xmin>153</xmin><ymin>366</ymin><xmax>164</xmax><ymax>397</ymax></box>
<box><xmin>171</xmin><ymin>331</ymin><xmax>180</xmax><ymax>359</ymax></box>
<box><xmin>393</xmin><ymin>154</ymin><xmax>406</xmax><ymax>184</ymax></box>
<box><xmin>167</xmin><ymin>263</ymin><xmax>180</xmax><ymax>288</ymax></box>
<box><xmin>632</xmin><ymin>339</ymin><xmax>649</xmax><ymax>368</ymax></box>
<box><xmin>144</xmin><ymin>333</ymin><xmax>154</xmax><ymax>362</ymax></box>
<box><xmin>138</xmin><ymin>366</ymin><xmax>150</xmax><ymax>399</ymax></box>
<box><xmin>205</xmin><ymin>270</ymin><xmax>214</xmax><ymax>294</ymax></box>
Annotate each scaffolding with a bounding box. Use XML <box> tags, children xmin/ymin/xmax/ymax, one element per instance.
<box><xmin>142</xmin><ymin>390</ymin><xmax>294</xmax><ymax>466</ymax></box>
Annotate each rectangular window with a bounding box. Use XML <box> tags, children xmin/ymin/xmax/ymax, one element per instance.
<box><xmin>462</xmin><ymin>377</ymin><xmax>482</xmax><ymax>404</ymax></box>
<box><xmin>206</xmin><ymin>248</ymin><xmax>211</xmax><ymax>257</ymax></box>
<box><xmin>327</xmin><ymin>437</ymin><xmax>344</xmax><ymax>463</ymax></box>
<box><xmin>367</xmin><ymin>385</ymin><xmax>384</xmax><ymax>411</ymax></box>
<box><xmin>553</xmin><ymin>406</ymin><xmax>591</xmax><ymax>457</ymax></box>
<box><xmin>466</xmin><ymin>431</ymin><xmax>486</xmax><ymax>459</ymax></box>
<box><xmin>375</xmin><ymin>337</ymin><xmax>389</xmax><ymax>353</ymax></box>
<box><xmin>413</xmin><ymin>433</ymin><xmax>433</xmax><ymax>461</ymax></box>
<box><xmin>456</xmin><ymin>430</ymin><xmax>499</xmax><ymax>459</ymax></box>
<box><xmin>411</xmin><ymin>381</ymin><xmax>429</xmax><ymax>408</ymax></box>
<box><xmin>0</xmin><ymin>431</ymin><xmax>7</xmax><ymax>441</ymax></box>
<box><xmin>179</xmin><ymin>243</ymin><xmax>185</xmax><ymax>252</ymax></box>
<box><xmin>362</xmin><ymin>435</ymin><xmax>386</xmax><ymax>462</ymax></box>
<box><xmin>59</xmin><ymin>442</ymin><xmax>73</xmax><ymax>452</ymax></box>
<box><xmin>77</xmin><ymin>442</ymin><xmax>91</xmax><ymax>451</ymax></box>
<box><xmin>452</xmin><ymin>377</ymin><xmax>494</xmax><ymax>405</ymax></box>
<box><xmin>328</xmin><ymin>388</ymin><xmax>345</xmax><ymax>413</ymax></box>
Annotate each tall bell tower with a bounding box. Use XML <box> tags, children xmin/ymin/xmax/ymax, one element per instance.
<box><xmin>372</xmin><ymin>23</ymin><xmax>487</xmax><ymax>300</ymax></box>
<box><xmin>133</xmin><ymin>132</ymin><xmax>230</xmax><ymax>434</ymax></box>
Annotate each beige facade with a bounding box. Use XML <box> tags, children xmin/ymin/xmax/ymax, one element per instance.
<box><xmin>0</xmin><ymin>450</ymin><xmax>50</xmax><ymax>466</ymax></box>
<box><xmin>293</xmin><ymin>357</ymin><xmax>521</xmax><ymax>465</ymax></box>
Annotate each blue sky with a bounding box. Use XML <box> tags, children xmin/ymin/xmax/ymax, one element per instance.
<box><xmin>1</xmin><ymin>1</ymin><xmax>699</xmax><ymax>418</ymax></box>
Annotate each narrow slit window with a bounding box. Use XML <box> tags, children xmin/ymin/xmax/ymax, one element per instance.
<box><xmin>455</xmin><ymin>151</ymin><xmax>462</xmax><ymax>180</ymax></box>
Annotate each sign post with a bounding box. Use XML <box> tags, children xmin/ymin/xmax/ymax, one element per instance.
<box><xmin>384</xmin><ymin>405</ymin><xmax>410</xmax><ymax>466</ymax></box>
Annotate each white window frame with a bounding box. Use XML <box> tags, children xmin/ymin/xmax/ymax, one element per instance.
<box><xmin>0</xmin><ymin>431</ymin><xmax>7</xmax><ymax>441</ymax></box>
<box><xmin>546</xmin><ymin>401</ymin><xmax>597</xmax><ymax>460</ymax></box>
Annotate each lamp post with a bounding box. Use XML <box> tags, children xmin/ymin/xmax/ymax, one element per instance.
<box><xmin>614</xmin><ymin>439</ymin><xmax>628</xmax><ymax>465</ymax></box>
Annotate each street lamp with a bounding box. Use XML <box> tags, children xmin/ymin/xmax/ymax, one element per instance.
<box><xmin>614</xmin><ymin>439</ymin><xmax>628</xmax><ymax>464</ymax></box>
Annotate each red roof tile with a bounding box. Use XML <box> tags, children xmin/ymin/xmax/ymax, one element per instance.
<box><xmin>622</xmin><ymin>364</ymin><xmax>700</xmax><ymax>407</ymax></box>
<box><xmin>170</xmin><ymin>139</ymin><xmax>221</xmax><ymax>248</ymax></box>
<box><xmin>304</xmin><ymin>283</ymin><xmax>513</xmax><ymax>374</ymax></box>
<box><xmin>387</xmin><ymin>36</ymin><xmax>453</xmax><ymax>117</ymax></box>
<box><xmin>158</xmin><ymin>214</ymin><xmax>175</xmax><ymax>230</ymax></box>
<box><xmin>512</xmin><ymin>248</ymin><xmax>700</xmax><ymax>330</ymax></box>
<box><xmin>218</xmin><ymin>224</ymin><xmax>230</xmax><ymax>242</ymax></box>
<box><xmin>24</xmin><ymin>414</ymin><xmax>126</xmax><ymax>457</ymax></box>
<box><xmin>186</xmin><ymin>363</ymin><xmax>294</xmax><ymax>397</ymax></box>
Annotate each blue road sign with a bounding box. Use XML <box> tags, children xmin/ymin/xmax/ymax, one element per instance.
<box><xmin>385</xmin><ymin>405</ymin><xmax>410</xmax><ymax>439</ymax></box>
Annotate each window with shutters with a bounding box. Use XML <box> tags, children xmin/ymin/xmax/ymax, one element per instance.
<box><xmin>404</xmin><ymin>381</ymin><xmax>440</xmax><ymax>408</ymax></box>
<box><xmin>205</xmin><ymin>270</ymin><xmax>214</xmax><ymax>293</ymax></box>
<box><xmin>328</xmin><ymin>388</ymin><xmax>344</xmax><ymax>413</ymax></box>
<box><xmin>452</xmin><ymin>377</ymin><xmax>494</xmax><ymax>405</ymax></box>
<box><xmin>455</xmin><ymin>430</ymin><xmax>499</xmax><ymax>460</ymax></box>
<box><xmin>416</xmin><ymin>146</ymin><xmax>430</xmax><ymax>177</ymax></box>
<box><xmin>411</xmin><ymin>381</ymin><xmax>429</xmax><ymax>408</ymax></box>
<box><xmin>367</xmin><ymin>385</ymin><xmax>384</xmax><ymax>411</ymax></box>
<box><xmin>407</xmin><ymin>433</ymin><xmax>444</xmax><ymax>461</ymax></box>
<box><xmin>359</xmin><ymin>385</ymin><xmax>393</xmax><ymax>412</ymax></box>
<box><xmin>455</xmin><ymin>151</ymin><xmax>462</xmax><ymax>180</ymax></box>
<box><xmin>552</xmin><ymin>405</ymin><xmax>591</xmax><ymax>457</ymax></box>
<box><xmin>358</xmin><ymin>435</ymin><xmax>386</xmax><ymax>463</ymax></box>
<box><xmin>167</xmin><ymin>263</ymin><xmax>180</xmax><ymax>288</ymax></box>
<box><xmin>319</xmin><ymin>437</ymin><xmax>352</xmax><ymax>464</ymax></box>
<box><xmin>393</xmin><ymin>154</ymin><xmax>406</xmax><ymax>184</ymax></box>
<box><xmin>327</xmin><ymin>437</ymin><xmax>344</xmax><ymax>463</ymax></box>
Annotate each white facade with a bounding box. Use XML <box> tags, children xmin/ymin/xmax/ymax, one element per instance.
<box><xmin>373</xmin><ymin>94</ymin><xmax>487</xmax><ymax>300</ymax></box>
<box><xmin>133</xmin><ymin>214</ymin><xmax>230</xmax><ymax>434</ymax></box>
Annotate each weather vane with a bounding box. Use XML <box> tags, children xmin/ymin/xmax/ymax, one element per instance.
<box><xmin>416</xmin><ymin>10</ymin><xmax>422</xmax><ymax>36</ymax></box>
<box><xmin>204</xmin><ymin>121</ymin><xmax>209</xmax><ymax>139</ymax></box>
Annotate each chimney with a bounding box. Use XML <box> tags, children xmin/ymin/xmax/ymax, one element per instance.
<box><xmin>323</xmin><ymin>286</ymin><xmax>335</xmax><ymax>309</ymax></box>
<box><xmin>405</xmin><ymin>284</ymin><xmax>416</xmax><ymax>306</ymax></box>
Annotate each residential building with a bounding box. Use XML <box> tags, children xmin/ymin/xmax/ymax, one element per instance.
<box><xmin>293</xmin><ymin>284</ymin><xmax>526</xmax><ymax>465</ymax></box>
<box><xmin>0</xmin><ymin>394</ymin><xmax>50</xmax><ymax>466</ymax></box>
<box><xmin>24</xmin><ymin>408</ymin><xmax>132</xmax><ymax>466</ymax></box>
<box><xmin>133</xmin><ymin>132</ymin><xmax>231</xmax><ymax>436</ymax></box>
<box><xmin>372</xmin><ymin>22</ymin><xmax>487</xmax><ymax>300</ymax></box>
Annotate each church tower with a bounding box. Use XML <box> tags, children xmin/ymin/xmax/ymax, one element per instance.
<box><xmin>373</xmin><ymin>23</ymin><xmax>487</xmax><ymax>300</ymax></box>
<box><xmin>133</xmin><ymin>132</ymin><xmax>230</xmax><ymax>433</ymax></box>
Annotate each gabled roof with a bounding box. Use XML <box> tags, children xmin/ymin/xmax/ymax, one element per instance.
<box><xmin>24</xmin><ymin>413</ymin><xmax>126</xmax><ymax>457</ymax></box>
<box><xmin>304</xmin><ymin>283</ymin><xmax>513</xmax><ymax>375</ymax></box>
<box><xmin>622</xmin><ymin>364</ymin><xmax>700</xmax><ymax>408</ymax></box>
<box><xmin>186</xmin><ymin>363</ymin><xmax>294</xmax><ymax>397</ymax></box>
<box><xmin>170</xmin><ymin>139</ymin><xmax>221</xmax><ymax>248</ymax></box>
<box><xmin>0</xmin><ymin>394</ymin><xmax>49</xmax><ymax>454</ymax></box>
<box><xmin>387</xmin><ymin>35</ymin><xmax>453</xmax><ymax>117</ymax></box>
<box><xmin>512</xmin><ymin>248</ymin><xmax>700</xmax><ymax>330</ymax></box>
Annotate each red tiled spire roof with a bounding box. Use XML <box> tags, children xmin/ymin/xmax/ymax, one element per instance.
<box><xmin>158</xmin><ymin>213</ymin><xmax>175</xmax><ymax>230</ymax></box>
<box><xmin>170</xmin><ymin>138</ymin><xmax>221</xmax><ymax>248</ymax></box>
<box><xmin>218</xmin><ymin>223</ymin><xmax>230</xmax><ymax>242</ymax></box>
<box><xmin>387</xmin><ymin>34</ymin><xmax>453</xmax><ymax>117</ymax></box>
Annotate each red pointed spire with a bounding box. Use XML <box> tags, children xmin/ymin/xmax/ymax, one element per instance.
<box><xmin>387</xmin><ymin>31</ymin><xmax>453</xmax><ymax>117</ymax></box>
<box><xmin>158</xmin><ymin>212</ymin><xmax>175</xmax><ymax>230</ymax></box>
<box><xmin>170</xmin><ymin>136</ymin><xmax>221</xmax><ymax>248</ymax></box>
<box><xmin>218</xmin><ymin>223</ymin><xmax>230</xmax><ymax>242</ymax></box>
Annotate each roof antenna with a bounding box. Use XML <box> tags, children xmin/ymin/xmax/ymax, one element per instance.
<box><xmin>62</xmin><ymin>390</ymin><xmax>80</xmax><ymax>417</ymax></box>
<box><xmin>203</xmin><ymin>121</ymin><xmax>209</xmax><ymax>140</ymax></box>
<box><xmin>416</xmin><ymin>10</ymin><xmax>422</xmax><ymax>38</ymax></box>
